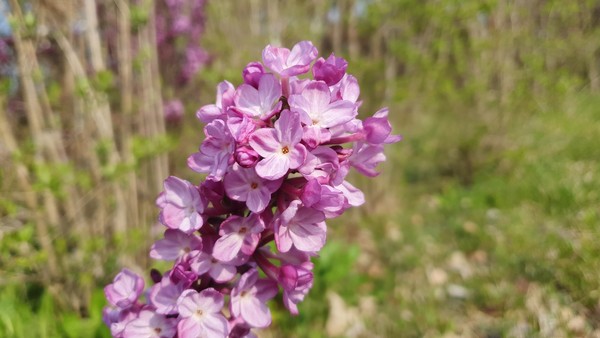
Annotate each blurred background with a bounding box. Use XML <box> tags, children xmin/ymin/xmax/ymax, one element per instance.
<box><xmin>1</xmin><ymin>0</ymin><xmax>600</xmax><ymax>337</ymax></box>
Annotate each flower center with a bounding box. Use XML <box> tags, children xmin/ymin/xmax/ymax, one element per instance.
<box><xmin>154</xmin><ymin>327</ymin><xmax>162</xmax><ymax>334</ymax></box>
<box><xmin>239</xmin><ymin>227</ymin><xmax>247</xmax><ymax>234</ymax></box>
<box><xmin>211</xmin><ymin>258</ymin><xmax>218</xmax><ymax>263</ymax></box>
<box><xmin>281</xmin><ymin>146</ymin><xmax>289</xmax><ymax>154</ymax></box>
<box><xmin>250</xmin><ymin>182</ymin><xmax>258</xmax><ymax>189</ymax></box>
<box><xmin>196</xmin><ymin>309</ymin><xmax>204</xmax><ymax>317</ymax></box>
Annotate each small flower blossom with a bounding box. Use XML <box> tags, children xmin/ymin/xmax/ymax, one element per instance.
<box><xmin>279</xmin><ymin>263</ymin><xmax>314</xmax><ymax>315</ymax></box>
<box><xmin>262</xmin><ymin>41</ymin><xmax>318</xmax><ymax>77</ymax></box>
<box><xmin>212</xmin><ymin>213</ymin><xmax>265</xmax><ymax>262</ymax></box>
<box><xmin>187</xmin><ymin>119</ymin><xmax>235</xmax><ymax>181</ymax></box>
<box><xmin>224</xmin><ymin>164</ymin><xmax>282</xmax><ymax>213</ymax></box>
<box><xmin>104</xmin><ymin>269</ymin><xmax>145</xmax><ymax>309</ymax></box>
<box><xmin>159</xmin><ymin>176</ymin><xmax>206</xmax><ymax>233</ymax></box>
<box><xmin>230</xmin><ymin>269</ymin><xmax>278</xmax><ymax>328</ymax></box>
<box><xmin>233</xmin><ymin>73</ymin><xmax>281</xmax><ymax>119</ymax></box>
<box><xmin>274</xmin><ymin>200</ymin><xmax>327</xmax><ymax>253</ymax></box>
<box><xmin>150</xmin><ymin>229</ymin><xmax>203</xmax><ymax>261</ymax></box>
<box><xmin>122</xmin><ymin>310</ymin><xmax>177</xmax><ymax>338</ymax></box>
<box><xmin>249</xmin><ymin>110</ymin><xmax>307</xmax><ymax>180</ymax></box>
<box><xmin>190</xmin><ymin>249</ymin><xmax>237</xmax><ymax>283</ymax></box>
<box><xmin>177</xmin><ymin>288</ymin><xmax>229</xmax><ymax>338</ymax></box>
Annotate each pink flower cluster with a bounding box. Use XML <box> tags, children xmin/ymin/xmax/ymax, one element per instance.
<box><xmin>103</xmin><ymin>41</ymin><xmax>400</xmax><ymax>337</ymax></box>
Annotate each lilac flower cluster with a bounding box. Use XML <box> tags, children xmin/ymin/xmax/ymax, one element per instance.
<box><xmin>103</xmin><ymin>41</ymin><xmax>400</xmax><ymax>337</ymax></box>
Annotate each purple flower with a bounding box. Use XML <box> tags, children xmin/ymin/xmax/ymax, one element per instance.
<box><xmin>196</xmin><ymin>81</ymin><xmax>235</xmax><ymax>123</ymax></box>
<box><xmin>249</xmin><ymin>110</ymin><xmax>307</xmax><ymax>180</ymax></box>
<box><xmin>224</xmin><ymin>164</ymin><xmax>282</xmax><ymax>213</ymax></box>
<box><xmin>274</xmin><ymin>200</ymin><xmax>327</xmax><ymax>253</ymax></box>
<box><xmin>279</xmin><ymin>263</ymin><xmax>314</xmax><ymax>315</ymax></box>
<box><xmin>150</xmin><ymin>229</ymin><xmax>203</xmax><ymax>261</ymax></box>
<box><xmin>234</xmin><ymin>145</ymin><xmax>260</xmax><ymax>168</ymax></box>
<box><xmin>122</xmin><ymin>310</ymin><xmax>177</xmax><ymax>338</ymax></box>
<box><xmin>149</xmin><ymin>277</ymin><xmax>188</xmax><ymax>315</ymax></box>
<box><xmin>366</xmin><ymin>107</ymin><xmax>402</xmax><ymax>144</ymax></box>
<box><xmin>335</xmin><ymin>180</ymin><xmax>365</xmax><ymax>207</ymax></box>
<box><xmin>233</xmin><ymin>73</ymin><xmax>282</xmax><ymax>120</ymax></box>
<box><xmin>159</xmin><ymin>176</ymin><xmax>206</xmax><ymax>233</ymax></box>
<box><xmin>262</xmin><ymin>41</ymin><xmax>318</xmax><ymax>77</ymax></box>
<box><xmin>103</xmin><ymin>306</ymin><xmax>138</xmax><ymax>337</ymax></box>
<box><xmin>187</xmin><ymin>119</ymin><xmax>235</xmax><ymax>181</ymax></box>
<box><xmin>212</xmin><ymin>213</ymin><xmax>265</xmax><ymax>262</ymax></box>
<box><xmin>312</xmin><ymin>53</ymin><xmax>348</xmax><ymax>85</ymax></box>
<box><xmin>242</xmin><ymin>62</ymin><xmax>265</xmax><ymax>88</ymax></box>
<box><xmin>104</xmin><ymin>269</ymin><xmax>145</xmax><ymax>309</ymax></box>
<box><xmin>348</xmin><ymin>142</ymin><xmax>386</xmax><ymax>177</ymax></box>
<box><xmin>190</xmin><ymin>250</ymin><xmax>237</xmax><ymax>283</ymax></box>
<box><xmin>177</xmin><ymin>288</ymin><xmax>229</xmax><ymax>338</ymax></box>
<box><xmin>289</xmin><ymin>81</ymin><xmax>356</xmax><ymax>130</ymax></box>
<box><xmin>230</xmin><ymin>269</ymin><xmax>278</xmax><ymax>328</ymax></box>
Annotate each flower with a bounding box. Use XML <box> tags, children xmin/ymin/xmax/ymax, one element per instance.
<box><xmin>312</xmin><ymin>53</ymin><xmax>348</xmax><ymax>85</ymax></box>
<box><xmin>249</xmin><ymin>110</ymin><xmax>307</xmax><ymax>180</ymax></box>
<box><xmin>177</xmin><ymin>288</ymin><xmax>229</xmax><ymax>338</ymax></box>
<box><xmin>104</xmin><ymin>269</ymin><xmax>145</xmax><ymax>309</ymax></box>
<box><xmin>274</xmin><ymin>200</ymin><xmax>327</xmax><ymax>253</ymax></box>
<box><xmin>159</xmin><ymin>176</ymin><xmax>206</xmax><ymax>233</ymax></box>
<box><xmin>262</xmin><ymin>41</ymin><xmax>318</xmax><ymax>77</ymax></box>
<box><xmin>230</xmin><ymin>269</ymin><xmax>278</xmax><ymax>328</ymax></box>
<box><xmin>150</xmin><ymin>229</ymin><xmax>203</xmax><ymax>261</ymax></box>
<box><xmin>187</xmin><ymin>119</ymin><xmax>235</xmax><ymax>181</ymax></box>
<box><xmin>233</xmin><ymin>73</ymin><xmax>281</xmax><ymax>119</ymax></box>
<box><xmin>122</xmin><ymin>310</ymin><xmax>177</xmax><ymax>338</ymax></box>
<box><xmin>212</xmin><ymin>213</ymin><xmax>265</xmax><ymax>262</ymax></box>
<box><xmin>224</xmin><ymin>164</ymin><xmax>282</xmax><ymax>213</ymax></box>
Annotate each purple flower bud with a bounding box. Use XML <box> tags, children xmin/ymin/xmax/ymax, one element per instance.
<box><xmin>242</xmin><ymin>62</ymin><xmax>265</xmax><ymax>88</ymax></box>
<box><xmin>234</xmin><ymin>145</ymin><xmax>260</xmax><ymax>168</ymax></box>
<box><xmin>279</xmin><ymin>263</ymin><xmax>314</xmax><ymax>315</ymax></box>
<box><xmin>312</xmin><ymin>53</ymin><xmax>348</xmax><ymax>85</ymax></box>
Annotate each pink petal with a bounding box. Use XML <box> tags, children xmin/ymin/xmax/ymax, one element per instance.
<box><xmin>246</xmin><ymin>187</ymin><xmax>271</xmax><ymax>213</ymax></box>
<box><xmin>163</xmin><ymin>176</ymin><xmax>193</xmax><ymax>207</ymax></box>
<box><xmin>210</xmin><ymin>262</ymin><xmax>236</xmax><ymax>282</ymax></box>
<box><xmin>275</xmin><ymin>222</ymin><xmax>293</xmax><ymax>253</ymax></box>
<box><xmin>249</xmin><ymin>128</ymin><xmax>280</xmax><ymax>157</ymax></box>
<box><xmin>287</xmin><ymin>41</ymin><xmax>318</xmax><ymax>68</ymax></box>
<box><xmin>213</xmin><ymin>233</ymin><xmax>244</xmax><ymax>262</ymax></box>
<box><xmin>289</xmin><ymin>222</ymin><xmax>326</xmax><ymax>252</ymax></box>
<box><xmin>241</xmin><ymin>297</ymin><xmax>272</xmax><ymax>328</ymax></box>
<box><xmin>258</xmin><ymin>74</ymin><xmax>281</xmax><ymax>115</ymax></box>
<box><xmin>320</xmin><ymin>100</ymin><xmax>356</xmax><ymax>128</ymax></box>
<box><xmin>234</xmin><ymin>84</ymin><xmax>262</xmax><ymax>117</ymax></box>
<box><xmin>255</xmin><ymin>154</ymin><xmax>290</xmax><ymax>180</ymax></box>
<box><xmin>275</xmin><ymin>110</ymin><xmax>303</xmax><ymax>145</ymax></box>
<box><xmin>288</xmin><ymin>143</ymin><xmax>307</xmax><ymax>169</ymax></box>
<box><xmin>201</xmin><ymin>314</ymin><xmax>229</xmax><ymax>338</ymax></box>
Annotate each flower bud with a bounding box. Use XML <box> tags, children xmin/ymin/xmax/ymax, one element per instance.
<box><xmin>234</xmin><ymin>145</ymin><xmax>260</xmax><ymax>168</ymax></box>
<box><xmin>242</xmin><ymin>62</ymin><xmax>265</xmax><ymax>88</ymax></box>
<box><xmin>312</xmin><ymin>53</ymin><xmax>348</xmax><ymax>85</ymax></box>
